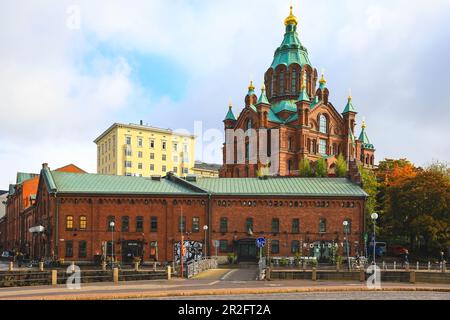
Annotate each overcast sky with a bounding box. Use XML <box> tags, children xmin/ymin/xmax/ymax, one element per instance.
<box><xmin>1</xmin><ymin>0</ymin><xmax>449</xmax><ymax>188</ymax></box>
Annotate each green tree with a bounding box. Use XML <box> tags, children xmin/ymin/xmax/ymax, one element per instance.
<box><xmin>334</xmin><ymin>154</ymin><xmax>347</xmax><ymax>177</ymax></box>
<box><xmin>298</xmin><ymin>157</ymin><xmax>312</xmax><ymax>177</ymax></box>
<box><xmin>359</xmin><ymin>165</ymin><xmax>379</xmax><ymax>228</ymax></box>
<box><xmin>315</xmin><ymin>157</ymin><xmax>328</xmax><ymax>177</ymax></box>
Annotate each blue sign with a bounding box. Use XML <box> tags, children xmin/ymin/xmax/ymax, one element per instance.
<box><xmin>256</xmin><ymin>237</ymin><xmax>266</xmax><ymax>248</ymax></box>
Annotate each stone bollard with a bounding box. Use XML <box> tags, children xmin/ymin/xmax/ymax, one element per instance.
<box><xmin>39</xmin><ymin>262</ymin><xmax>44</xmax><ymax>272</ymax></box>
<box><xmin>416</xmin><ymin>262</ymin><xmax>419</xmax><ymax>271</ymax></box>
<box><xmin>153</xmin><ymin>262</ymin><xmax>157</xmax><ymax>272</ymax></box>
<box><xmin>8</xmin><ymin>261</ymin><xmax>13</xmax><ymax>272</ymax></box>
<box><xmin>359</xmin><ymin>269</ymin><xmax>365</xmax><ymax>282</ymax></box>
<box><xmin>405</xmin><ymin>263</ymin><xmax>410</xmax><ymax>272</ymax></box>
<box><xmin>102</xmin><ymin>261</ymin><xmax>107</xmax><ymax>271</ymax></box>
<box><xmin>382</xmin><ymin>261</ymin><xmax>386</xmax><ymax>270</ymax></box>
<box><xmin>393</xmin><ymin>261</ymin><xmax>397</xmax><ymax>270</ymax></box>
<box><xmin>167</xmin><ymin>266</ymin><xmax>172</xmax><ymax>280</ymax></box>
<box><xmin>113</xmin><ymin>267</ymin><xmax>119</xmax><ymax>284</ymax></box>
<box><xmin>134</xmin><ymin>262</ymin><xmax>139</xmax><ymax>271</ymax></box>
<box><xmin>443</xmin><ymin>261</ymin><xmax>447</xmax><ymax>273</ymax></box>
<box><xmin>266</xmin><ymin>267</ymin><xmax>271</xmax><ymax>280</ymax></box>
<box><xmin>51</xmin><ymin>270</ymin><xmax>58</xmax><ymax>286</ymax></box>
<box><xmin>312</xmin><ymin>267</ymin><xmax>317</xmax><ymax>281</ymax></box>
<box><xmin>410</xmin><ymin>271</ymin><xmax>416</xmax><ymax>284</ymax></box>
<box><xmin>428</xmin><ymin>261</ymin><xmax>431</xmax><ymax>271</ymax></box>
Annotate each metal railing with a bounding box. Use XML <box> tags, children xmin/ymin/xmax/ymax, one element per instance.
<box><xmin>185</xmin><ymin>257</ymin><xmax>218</xmax><ymax>279</ymax></box>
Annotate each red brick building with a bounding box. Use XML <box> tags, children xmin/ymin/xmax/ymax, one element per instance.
<box><xmin>3</xmin><ymin>164</ymin><xmax>85</xmax><ymax>255</ymax></box>
<box><xmin>17</xmin><ymin>163</ymin><xmax>367</xmax><ymax>264</ymax></box>
<box><xmin>220</xmin><ymin>6</ymin><xmax>375</xmax><ymax>178</ymax></box>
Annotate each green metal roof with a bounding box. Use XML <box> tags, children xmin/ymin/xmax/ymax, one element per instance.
<box><xmin>343</xmin><ymin>98</ymin><xmax>357</xmax><ymax>114</ymax></box>
<box><xmin>224</xmin><ymin>107</ymin><xmax>236</xmax><ymax>121</ymax></box>
<box><xmin>191</xmin><ymin>177</ymin><xmax>367</xmax><ymax>197</ymax></box>
<box><xmin>257</xmin><ymin>89</ymin><xmax>269</xmax><ymax>105</ymax></box>
<box><xmin>45</xmin><ymin>170</ymin><xmax>203</xmax><ymax>195</ymax></box>
<box><xmin>298</xmin><ymin>87</ymin><xmax>310</xmax><ymax>102</ymax></box>
<box><xmin>268</xmin><ymin>109</ymin><xmax>284</xmax><ymax>123</ymax></box>
<box><xmin>271</xmin><ymin>100</ymin><xmax>297</xmax><ymax>114</ymax></box>
<box><xmin>270</xmin><ymin>25</ymin><xmax>311</xmax><ymax>70</ymax></box>
<box><xmin>310</xmin><ymin>96</ymin><xmax>320</xmax><ymax>109</ymax></box>
<box><xmin>16</xmin><ymin>172</ymin><xmax>38</xmax><ymax>184</ymax></box>
<box><xmin>358</xmin><ymin>128</ymin><xmax>374</xmax><ymax>149</ymax></box>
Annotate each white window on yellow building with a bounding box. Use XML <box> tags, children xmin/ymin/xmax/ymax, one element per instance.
<box><xmin>162</xmin><ymin>154</ymin><xmax>166</xmax><ymax>161</ymax></box>
<box><xmin>138</xmin><ymin>151</ymin><xmax>143</xmax><ymax>158</ymax></box>
<box><xmin>125</xmin><ymin>161</ymin><xmax>132</xmax><ymax>168</ymax></box>
<box><xmin>150</xmin><ymin>153</ymin><xmax>154</xmax><ymax>160</ymax></box>
<box><xmin>150</xmin><ymin>139</ymin><xmax>155</xmax><ymax>149</ymax></box>
<box><xmin>150</xmin><ymin>164</ymin><xmax>154</xmax><ymax>171</ymax></box>
<box><xmin>162</xmin><ymin>141</ymin><xmax>167</xmax><ymax>150</ymax></box>
<box><xmin>138</xmin><ymin>137</ymin><xmax>143</xmax><ymax>148</ymax></box>
<box><xmin>162</xmin><ymin>165</ymin><xmax>166</xmax><ymax>172</ymax></box>
<box><xmin>173</xmin><ymin>167</ymin><xmax>178</xmax><ymax>174</ymax></box>
<box><xmin>173</xmin><ymin>143</ymin><xmax>178</xmax><ymax>152</ymax></box>
<box><xmin>138</xmin><ymin>163</ymin><xmax>143</xmax><ymax>170</ymax></box>
<box><xmin>126</xmin><ymin>136</ymin><xmax>131</xmax><ymax>145</ymax></box>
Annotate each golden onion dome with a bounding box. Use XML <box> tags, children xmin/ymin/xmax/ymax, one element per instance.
<box><xmin>284</xmin><ymin>5</ymin><xmax>298</xmax><ymax>26</ymax></box>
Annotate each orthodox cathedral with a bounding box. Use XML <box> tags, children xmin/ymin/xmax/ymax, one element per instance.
<box><xmin>220</xmin><ymin>6</ymin><xmax>375</xmax><ymax>178</ymax></box>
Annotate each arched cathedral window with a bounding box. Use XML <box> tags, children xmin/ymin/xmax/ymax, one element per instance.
<box><xmin>291</xmin><ymin>70</ymin><xmax>297</xmax><ymax>94</ymax></box>
<box><xmin>279</xmin><ymin>72</ymin><xmax>285</xmax><ymax>94</ymax></box>
<box><xmin>319</xmin><ymin>115</ymin><xmax>327</xmax><ymax>134</ymax></box>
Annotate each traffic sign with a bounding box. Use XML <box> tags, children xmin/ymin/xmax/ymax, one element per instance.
<box><xmin>213</xmin><ymin>240</ymin><xmax>220</xmax><ymax>248</ymax></box>
<box><xmin>256</xmin><ymin>237</ymin><xmax>266</xmax><ymax>248</ymax></box>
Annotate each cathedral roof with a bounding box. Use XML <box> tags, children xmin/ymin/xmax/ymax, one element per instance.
<box><xmin>358</xmin><ymin>119</ymin><xmax>375</xmax><ymax>149</ymax></box>
<box><xmin>270</xmin><ymin>7</ymin><xmax>311</xmax><ymax>70</ymax></box>
<box><xmin>343</xmin><ymin>95</ymin><xmax>357</xmax><ymax>114</ymax></box>
<box><xmin>224</xmin><ymin>105</ymin><xmax>236</xmax><ymax>121</ymax></box>
<box><xmin>257</xmin><ymin>86</ymin><xmax>269</xmax><ymax>105</ymax></box>
<box><xmin>271</xmin><ymin>100</ymin><xmax>298</xmax><ymax>114</ymax></box>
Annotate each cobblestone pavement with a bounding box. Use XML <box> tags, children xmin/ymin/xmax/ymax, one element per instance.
<box><xmin>152</xmin><ymin>291</ymin><xmax>450</xmax><ymax>300</ymax></box>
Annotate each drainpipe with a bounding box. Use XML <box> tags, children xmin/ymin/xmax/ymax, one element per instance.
<box><xmin>207</xmin><ymin>194</ymin><xmax>212</xmax><ymax>257</ymax></box>
<box><xmin>53</xmin><ymin>194</ymin><xmax>59</xmax><ymax>260</ymax></box>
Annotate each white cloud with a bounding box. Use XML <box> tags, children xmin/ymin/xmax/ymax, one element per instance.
<box><xmin>0</xmin><ymin>0</ymin><xmax>450</xmax><ymax>187</ymax></box>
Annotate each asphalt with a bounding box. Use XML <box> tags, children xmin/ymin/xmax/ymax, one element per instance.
<box><xmin>0</xmin><ymin>267</ymin><xmax>449</xmax><ymax>300</ymax></box>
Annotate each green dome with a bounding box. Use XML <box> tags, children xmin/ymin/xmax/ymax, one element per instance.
<box><xmin>270</xmin><ymin>24</ymin><xmax>311</xmax><ymax>70</ymax></box>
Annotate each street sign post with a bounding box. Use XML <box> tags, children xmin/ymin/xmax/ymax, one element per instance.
<box><xmin>256</xmin><ymin>238</ymin><xmax>266</xmax><ymax>259</ymax></box>
<box><xmin>213</xmin><ymin>240</ymin><xmax>220</xmax><ymax>257</ymax></box>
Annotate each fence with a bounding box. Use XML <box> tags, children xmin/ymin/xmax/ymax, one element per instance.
<box><xmin>0</xmin><ymin>267</ymin><xmax>171</xmax><ymax>288</ymax></box>
<box><xmin>185</xmin><ymin>258</ymin><xmax>218</xmax><ymax>279</ymax></box>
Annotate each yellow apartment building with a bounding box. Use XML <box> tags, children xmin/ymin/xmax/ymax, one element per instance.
<box><xmin>94</xmin><ymin>122</ymin><xmax>196</xmax><ymax>177</ymax></box>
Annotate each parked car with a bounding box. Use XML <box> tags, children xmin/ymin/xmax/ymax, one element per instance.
<box><xmin>387</xmin><ymin>245</ymin><xmax>408</xmax><ymax>257</ymax></box>
<box><xmin>1</xmin><ymin>251</ymin><xmax>14</xmax><ymax>260</ymax></box>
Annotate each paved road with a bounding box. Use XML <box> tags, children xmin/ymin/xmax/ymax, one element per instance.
<box><xmin>152</xmin><ymin>291</ymin><xmax>450</xmax><ymax>300</ymax></box>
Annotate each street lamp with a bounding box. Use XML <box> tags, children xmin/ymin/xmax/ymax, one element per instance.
<box><xmin>371</xmin><ymin>213</ymin><xmax>379</xmax><ymax>265</ymax></box>
<box><xmin>203</xmin><ymin>225</ymin><xmax>208</xmax><ymax>259</ymax></box>
<box><xmin>343</xmin><ymin>221</ymin><xmax>350</xmax><ymax>271</ymax></box>
<box><xmin>109</xmin><ymin>221</ymin><xmax>115</xmax><ymax>267</ymax></box>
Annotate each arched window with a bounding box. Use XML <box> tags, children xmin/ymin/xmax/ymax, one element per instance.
<box><xmin>66</xmin><ymin>216</ymin><xmax>73</xmax><ymax>230</ymax></box>
<box><xmin>246</xmin><ymin>119</ymin><xmax>252</xmax><ymax>131</ymax></box>
<box><xmin>291</xmin><ymin>69</ymin><xmax>297</xmax><ymax>93</ymax></box>
<box><xmin>319</xmin><ymin>114</ymin><xmax>327</xmax><ymax>133</ymax></box>
<box><xmin>319</xmin><ymin>218</ymin><xmax>327</xmax><ymax>233</ymax></box>
<box><xmin>79</xmin><ymin>216</ymin><xmax>87</xmax><ymax>230</ymax></box>
<box><xmin>279</xmin><ymin>71</ymin><xmax>285</xmax><ymax>94</ymax></box>
<box><xmin>271</xmin><ymin>74</ymin><xmax>276</xmax><ymax>96</ymax></box>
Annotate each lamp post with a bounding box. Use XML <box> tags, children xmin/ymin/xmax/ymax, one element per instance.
<box><xmin>109</xmin><ymin>221</ymin><xmax>115</xmax><ymax>267</ymax></box>
<box><xmin>371</xmin><ymin>213</ymin><xmax>378</xmax><ymax>265</ymax></box>
<box><xmin>343</xmin><ymin>221</ymin><xmax>350</xmax><ymax>271</ymax></box>
<box><xmin>203</xmin><ymin>225</ymin><xmax>208</xmax><ymax>258</ymax></box>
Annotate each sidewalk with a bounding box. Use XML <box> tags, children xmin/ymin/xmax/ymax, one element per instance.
<box><xmin>1</xmin><ymin>278</ymin><xmax>449</xmax><ymax>300</ymax></box>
